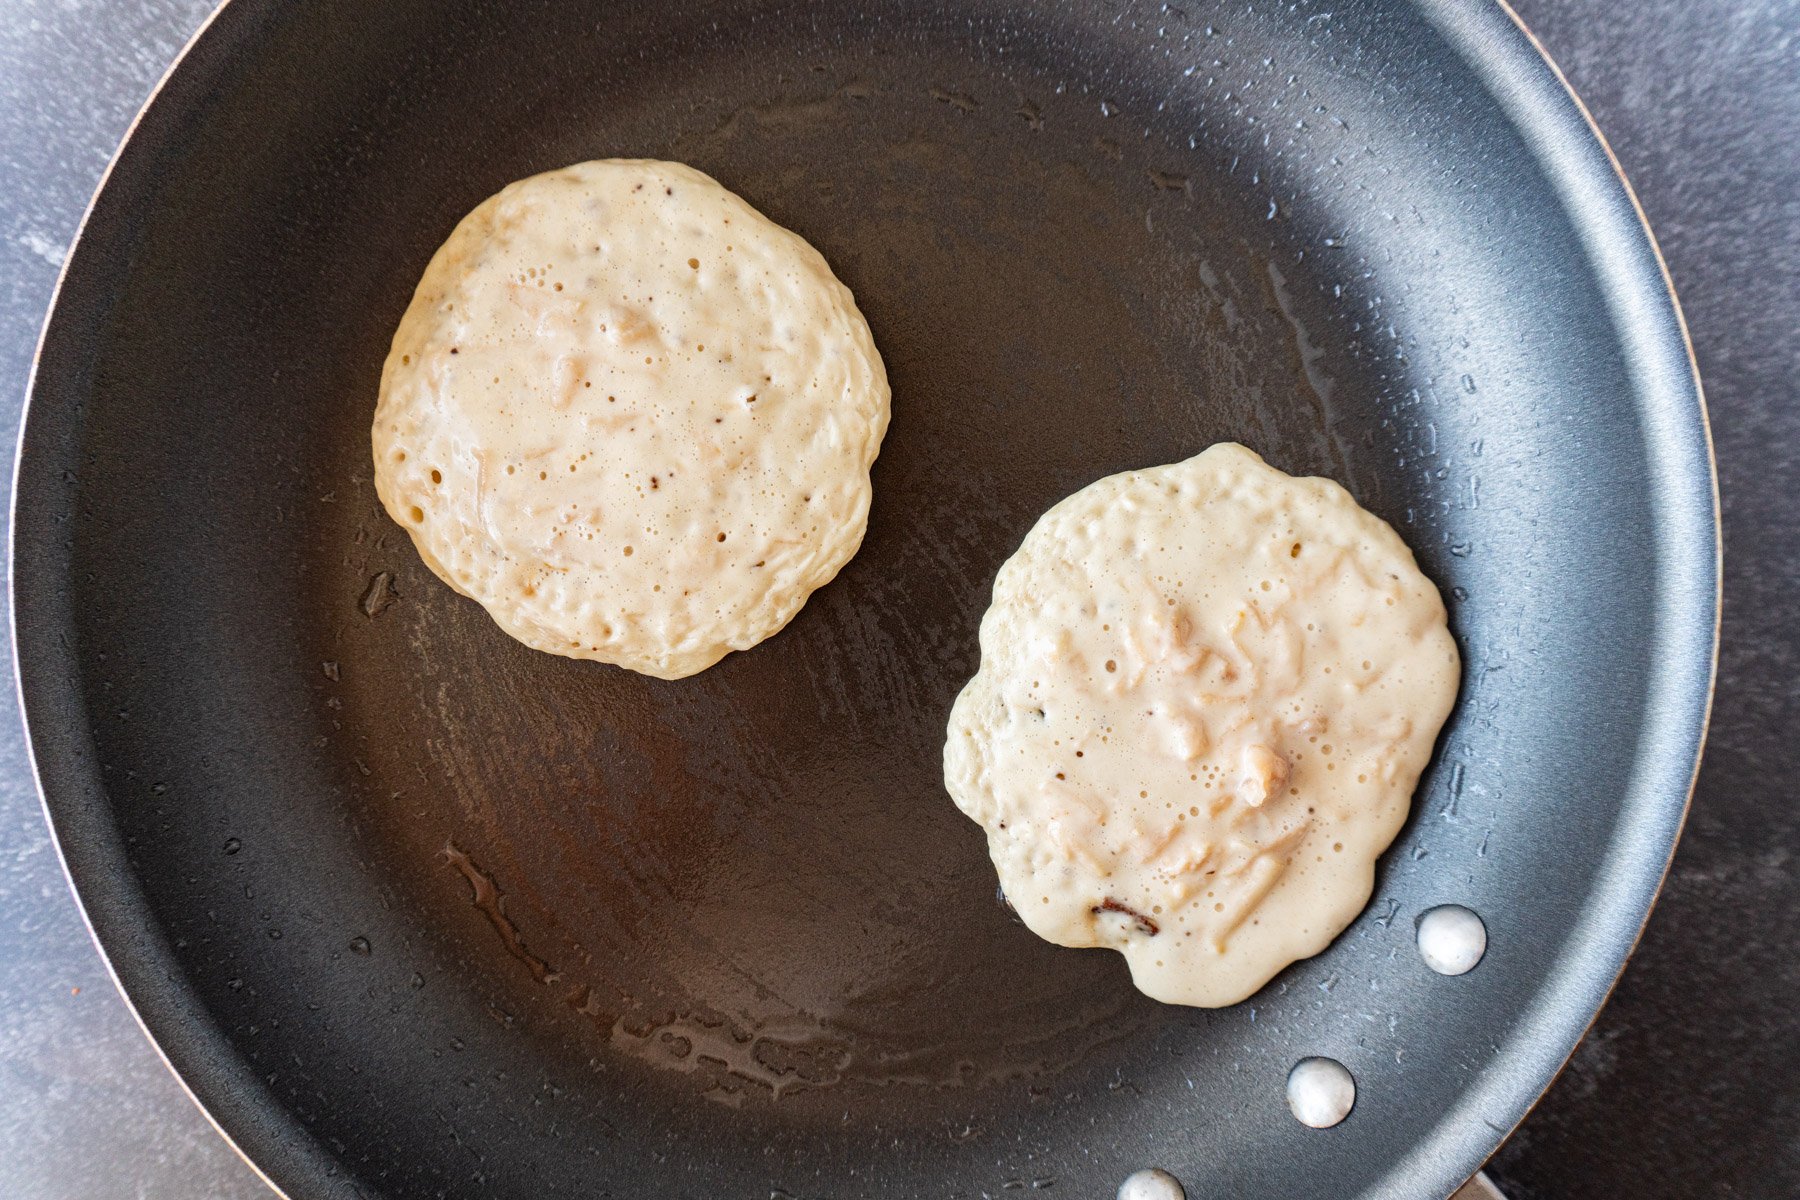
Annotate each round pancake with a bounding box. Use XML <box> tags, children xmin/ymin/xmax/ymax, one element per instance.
<box><xmin>373</xmin><ymin>159</ymin><xmax>889</xmax><ymax>678</ymax></box>
<box><xmin>944</xmin><ymin>443</ymin><xmax>1460</xmax><ymax>1007</ymax></box>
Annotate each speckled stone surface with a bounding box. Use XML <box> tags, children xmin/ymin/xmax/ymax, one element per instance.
<box><xmin>0</xmin><ymin>1</ymin><xmax>1791</xmax><ymax>1197</ymax></box>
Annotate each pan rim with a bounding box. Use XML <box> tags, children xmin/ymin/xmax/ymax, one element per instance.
<box><xmin>9</xmin><ymin>3</ymin><xmax>303</xmax><ymax>1195</ymax></box>
<box><xmin>7</xmin><ymin>0</ymin><xmax>1720</xmax><ymax>1197</ymax></box>
<box><xmin>1360</xmin><ymin>3</ymin><xmax>1722</xmax><ymax>1192</ymax></box>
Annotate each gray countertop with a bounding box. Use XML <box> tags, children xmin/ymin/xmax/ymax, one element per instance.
<box><xmin>1</xmin><ymin>1</ymin><xmax>1794</xmax><ymax>1197</ymax></box>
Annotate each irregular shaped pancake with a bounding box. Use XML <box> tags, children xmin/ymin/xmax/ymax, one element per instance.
<box><xmin>373</xmin><ymin>160</ymin><xmax>889</xmax><ymax>678</ymax></box>
<box><xmin>944</xmin><ymin>444</ymin><xmax>1459</xmax><ymax>1007</ymax></box>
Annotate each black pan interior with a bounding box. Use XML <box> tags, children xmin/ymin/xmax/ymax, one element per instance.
<box><xmin>13</xmin><ymin>0</ymin><xmax>1716</xmax><ymax>1197</ymax></box>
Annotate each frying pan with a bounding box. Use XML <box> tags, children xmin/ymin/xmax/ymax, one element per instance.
<box><xmin>11</xmin><ymin>0</ymin><xmax>1718</xmax><ymax>1196</ymax></box>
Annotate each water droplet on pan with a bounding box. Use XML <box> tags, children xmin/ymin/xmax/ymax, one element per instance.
<box><xmin>360</xmin><ymin>572</ymin><xmax>397</xmax><ymax>617</ymax></box>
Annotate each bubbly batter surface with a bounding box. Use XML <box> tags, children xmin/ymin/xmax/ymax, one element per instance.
<box><xmin>944</xmin><ymin>444</ymin><xmax>1459</xmax><ymax>1007</ymax></box>
<box><xmin>374</xmin><ymin>159</ymin><xmax>889</xmax><ymax>678</ymax></box>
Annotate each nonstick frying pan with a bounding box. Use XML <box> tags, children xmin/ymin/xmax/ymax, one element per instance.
<box><xmin>12</xmin><ymin>0</ymin><xmax>1718</xmax><ymax>1197</ymax></box>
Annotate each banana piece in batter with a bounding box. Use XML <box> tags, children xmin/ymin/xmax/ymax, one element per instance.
<box><xmin>373</xmin><ymin>160</ymin><xmax>889</xmax><ymax>678</ymax></box>
<box><xmin>944</xmin><ymin>444</ymin><xmax>1459</xmax><ymax>1007</ymax></box>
